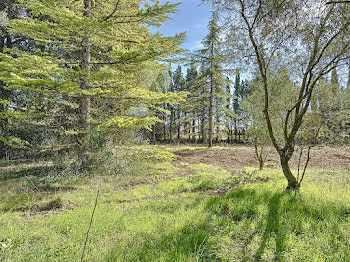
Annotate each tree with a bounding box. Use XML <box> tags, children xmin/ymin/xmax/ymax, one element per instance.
<box><xmin>243</xmin><ymin>69</ymin><xmax>297</xmax><ymax>170</ymax></box>
<box><xmin>0</xmin><ymin>0</ymin><xmax>186</xmax><ymax>162</ymax></box>
<box><xmin>209</xmin><ymin>0</ymin><xmax>350</xmax><ymax>189</ymax></box>
<box><xmin>233</xmin><ymin>69</ymin><xmax>240</xmax><ymax>139</ymax></box>
<box><xmin>242</xmin><ymin>78</ymin><xmax>271</xmax><ymax>170</ymax></box>
<box><xmin>184</xmin><ymin>61</ymin><xmax>199</xmax><ymax>142</ymax></box>
<box><xmin>0</xmin><ymin>0</ymin><xmax>44</xmax><ymax>157</ymax></box>
<box><xmin>194</xmin><ymin>11</ymin><xmax>225</xmax><ymax>147</ymax></box>
<box><xmin>172</xmin><ymin>65</ymin><xmax>186</xmax><ymax>141</ymax></box>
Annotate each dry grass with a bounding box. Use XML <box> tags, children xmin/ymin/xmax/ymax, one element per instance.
<box><xmin>173</xmin><ymin>145</ymin><xmax>350</xmax><ymax>171</ymax></box>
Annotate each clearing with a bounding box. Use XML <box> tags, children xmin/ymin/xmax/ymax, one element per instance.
<box><xmin>0</xmin><ymin>145</ymin><xmax>349</xmax><ymax>261</ymax></box>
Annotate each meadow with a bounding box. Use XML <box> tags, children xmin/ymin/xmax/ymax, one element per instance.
<box><xmin>0</xmin><ymin>146</ymin><xmax>350</xmax><ymax>262</ymax></box>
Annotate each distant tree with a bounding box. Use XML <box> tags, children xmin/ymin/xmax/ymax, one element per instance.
<box><xmin>185</xmin><ymin>61</ymin><xmax>199</xmax><ymax>142</ymax></box>
<box><xmin>195</xmin><ymin>12</ymin><xmax>225</xmax><ymax>147</ymax></box>
<box><xmin>172</xmin><ymin>65</ymin><xmax>186</xmax><ymax>141</ymax></box>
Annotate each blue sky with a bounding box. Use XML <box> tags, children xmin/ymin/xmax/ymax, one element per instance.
<box><xmin>151</xmin><ymin>0</ymin><xmax>212</xmax><ymax>51</ymax></box>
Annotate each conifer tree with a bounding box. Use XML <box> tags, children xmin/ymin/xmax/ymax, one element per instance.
<box><xmin>184</xmin><ymin>61</ymin><xmax>199</xmax><ymax>142</ymax></box>
<box><xmin>172</xmin><ymin>65</ymin><xmax>186</xmax><ymax>141</ymax></box>
<box><xmin>0</xmin><ymin>0</ymin><xmax>186</xmax><ymax>159</ymax></box>
<box><xmin>195</xmin><ymin>11</ymin><xmax>225</xmax><ymax>147</ymax></box>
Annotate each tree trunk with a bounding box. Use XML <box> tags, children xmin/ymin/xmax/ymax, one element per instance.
<box><xmin>208</xmin><ymin>72</ymin><xmax>213</xmax><ymax>147</ymax></box>
<box><xmin>201</xmin><ymin>111</ymin><xmax>205</xmax><ymax>143</ymax></box>
<box><xmin>169</xmin><ymin>105</ymin><xmax>174</xmax><ymax>143</ymax></box>
<box><xmin>184</xmin><ymin>112</ymin><xmax>188</xmax><ymax>141</ymax></box>
<box><xmin>188</xmin><ymin>118</ymin><xmax>191</xmax><ymax>142</ymax></box>
<box><xmin>0</xmin><ymin>35</ymin><xmax>4</xmax><ymax>52</ymax></box>
<box><xmin>80</xmin><ymin>0</ymin><xmax>92</xmax><ymax>133</ymax></box>
<box><xmin>6</xmin><ymin>33</ymin><xmax>12</xmax><ymax>49</ymax></box>
<box><xmin>254</xmin><ymin>138</ymin><xmax>264</xmax><ymax>170</ymax></box>
<box><xmin>280</xmin><ymin>155</ymin><xmax>299</xmax><ymax>190</ymax></box>
<box><xmin>151</xmin><ymin>125</ymin><xmax>156</xmax><ymax>145</ymax></box>
<box><xmin>77</xmin><ymin>0</ymin><xmax>92</xmax><ymax>169</ymax></box>
<box><xmin>192</xmin><ymin>119</ymin><xmax>196</xmax><ymax>143</ymax></box>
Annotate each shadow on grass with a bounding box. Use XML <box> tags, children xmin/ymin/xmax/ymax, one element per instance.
<box><xmin>0</xmin><ymin>165</ymin><xmax>56</xmax><ymax>181</ymax></box>
<box><xmin>254</xmin><ymin>192</ymin><xmax>286</xmax><ymax>261</ymax></box>
<box><xmin>0</xmin><ymin>165</ymin><xmax>77</xmax><ymax>212</ymax></box>
<box><xmin>206</xmin><ymin>187</ymin><xmax>350</xmax><ymax>261</ymax></box>
<box><xmin>0</xmin><ymin>164</ymin><xmax>75</xmax><ymax>189</ymax></box>
<box><xmin>105</xmin><ymin>212</ymin><xmax>217</xmax><ymax>262</ymax></box>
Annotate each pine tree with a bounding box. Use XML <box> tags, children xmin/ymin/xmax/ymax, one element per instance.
<box><xmin>0</xmin><ymin>1</ymin><xmax>42</xmax><ymax>156</ymax></box>
<box><xmin>0</xmin><ymin>0</ymin><xmax>186</xmax><ymax>159</ymax></box>
<box><xmin>195</xmin><ymin>11</ymin><xmax>225</xmax><ymax>147</ymax></box>
<box><xmin>185</xmin><ymin>61</ymin><xmax>199</xmax><ymax>142</ymax></box>
<box><xmin>172</xmin><ymin>65</ymin><xmax>186</xmax><ymax>141</ymax></box>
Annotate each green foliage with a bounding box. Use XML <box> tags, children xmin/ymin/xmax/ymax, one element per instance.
<box><xmin>0</xmin><ymin>0</ymin><xmax>186</xmax><ymax>156</ymax></box>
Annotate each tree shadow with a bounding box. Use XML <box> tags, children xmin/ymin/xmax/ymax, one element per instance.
<box><xmin>254</xmin><ymin>192</ymin><xmax>286</xmax><ymax>261</ymax></box>
<box><xmin>207</xmin><ymin>189</ymin><xmax>287</xmax><ymax>260</ymax></box>
<box><xmin>105</xmin><ymin>202</ymin><xmax>217</xmax><ymax>261</ymax></box>
<box><xmin>0</xmin><ymin>164</ymin><xmax>76</xmax><ymax>194</ymax></box>
<box><xmin>0</xmin><ymin>165</ymin><xmax>56</xmax><ymax>181</ymax></box>
<box><xmin>206</xmin><ymin>187</ymin><xmax>350</xmax><ymax>261</ymax></box>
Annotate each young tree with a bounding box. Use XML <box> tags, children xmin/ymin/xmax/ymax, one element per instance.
<box><xmin>208</xmin><ymin>0</ymin><xmax>350</xmax><ymax>189</ymax></box>
<box><xmin>242</xmin><ymin>69</ymin><xmax>297</xmax><ymax>170</ymax></box>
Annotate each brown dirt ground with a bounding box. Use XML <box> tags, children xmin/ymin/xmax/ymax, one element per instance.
<box><xmin>173</xmin><ymin>145</ymin><xmax>350</xmax><ymax>172</ymax></box>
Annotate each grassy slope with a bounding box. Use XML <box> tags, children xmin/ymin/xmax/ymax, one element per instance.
<box><xmin>0</xmin><ymin>148</ymin><xmax>350</xmax><ymax>261</ymax></box>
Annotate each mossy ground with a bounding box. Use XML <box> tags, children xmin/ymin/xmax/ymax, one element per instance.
<box><xmin>0</xmin><ymin>146</ymin><xmax>349</xmax><ymax>261</ymax></box>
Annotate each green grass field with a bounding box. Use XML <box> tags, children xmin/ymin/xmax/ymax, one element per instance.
<box><xmin>0</xmin><ymin>147</ymin><xmax>350</xmax><ymax>261</ymax></box>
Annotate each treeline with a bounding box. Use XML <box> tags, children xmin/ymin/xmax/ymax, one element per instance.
<box><xmin>149</xmin><ymin>11</ymin><xmax>350</xmax><ymax>148</ymax></box>
<box><xmin>1</xmin><ymin>0</ymin><xmax>350</xmax><ymax>181</ymax></box>
<box><xmin>149</xmin><ymin>64</ymin><xmax>250</xmax><ymax>145</ymax></box>
<box><xmin>149</xmin><ymin>13</ymin><xmax>251</xmax><ymax>146</ymax></box>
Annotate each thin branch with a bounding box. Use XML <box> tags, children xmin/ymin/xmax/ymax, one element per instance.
<box><xmin>297</xmin><ymin>146</ymin><xmax>303</xmax><ymax>182</ymax></box>
<box><xmin>99</xmin><ymin>0</ymin><xmax>120</xmax><ymax>22</ymax></box>
<box><xmin>326</xmin><ymin>1</ymin><xmax>350</xmax><ymax>4</ymax></box>
<box><xmin>299</xmin><ymin>146</ymin><xmax>312</xmax><ymax>185</ymax></box>
<box><xmin>81</xmin><ymin>190</ymin><xmax>100</xmax><ymax>262</ymax></box>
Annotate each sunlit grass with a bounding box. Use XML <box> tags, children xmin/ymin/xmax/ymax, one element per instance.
<box><xmin>0</xmin><ymin>158</ymin><xmax>349</xmax><ymax>261</ymax></box>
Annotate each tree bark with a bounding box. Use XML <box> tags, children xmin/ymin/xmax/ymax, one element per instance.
<box><xmin>192</xmin><ymin>119</ymin><xmax>196</xmax><ymax>143</ymax></box>
<box><xmin>151</xmin><ymin>124</ymin><xmax>156</xmax><ymax>145</ymax></box>
<box><xmin>280</xmin><ymin>154</ymin><xmax>299</xmax><ymax>190</ymax></box>
<box><xmin>208</xmin><ymin>73</ymin><xmax>213</xmax><ymax>147</ymax></box>
<box><xmin>80</xmin><ymin>0</ymin><xmax>92</xmax><ymax>133</ymax></box>
<box><xmin>254</xmin><ymin>137</ymin><xmax>264</xmax><ymax>170</ymax></box>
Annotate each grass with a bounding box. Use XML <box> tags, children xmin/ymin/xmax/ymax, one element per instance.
<box><xmin>0</xmin><ymin>149</ymin><xmax>350</xmax><ymax>261</ymax></box>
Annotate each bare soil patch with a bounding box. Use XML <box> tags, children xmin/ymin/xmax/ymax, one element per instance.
<box><xmin>173</xmin><ymin>145</ymin><xmax>350</xmax><ymax>172</ymax></box>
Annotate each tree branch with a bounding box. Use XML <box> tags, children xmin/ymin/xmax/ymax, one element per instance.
<box><xmin>99</xmin><ymin>0</ymin><xmax>120</xmax><ymax>22</ymax></box>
